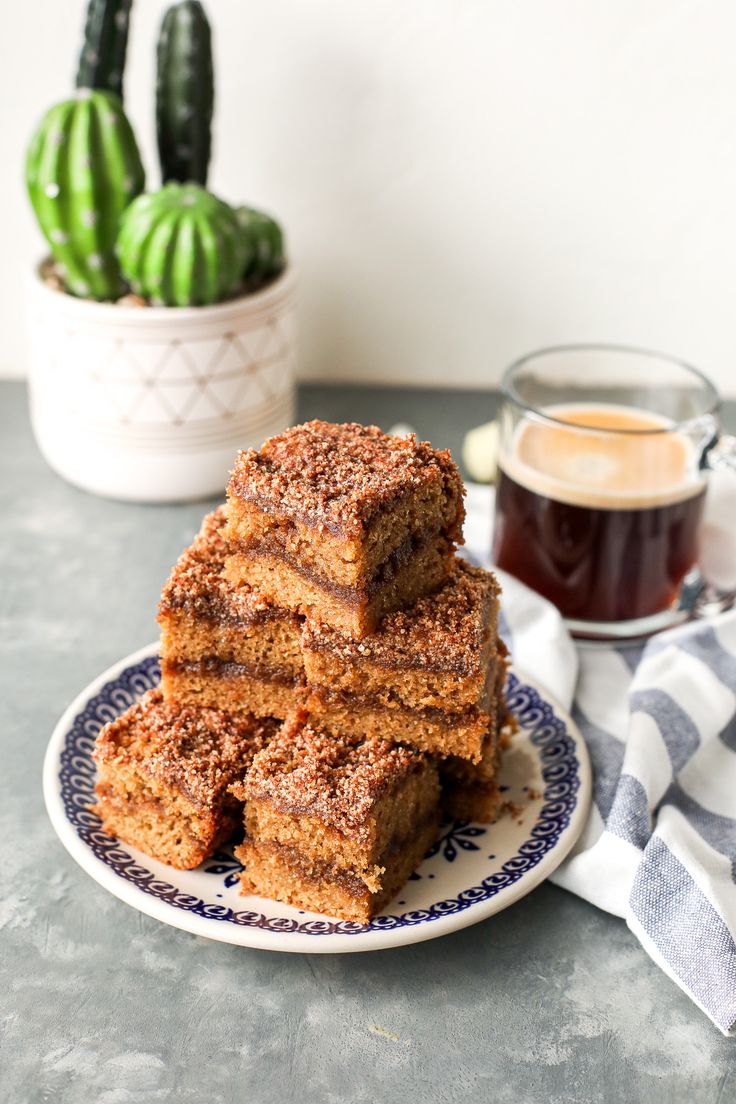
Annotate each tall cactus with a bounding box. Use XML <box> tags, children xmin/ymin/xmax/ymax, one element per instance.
<box><xmin>156</xmin><ymin>1</ymin><xmax>214</xmax><ymax>186</ymax></box>
<box><xmin>117</xmin><ymin>183</ymin><xmax>249</xmax><ymax>306</ymax></box>
<box><xmin>76</xmin><ymin>0</ymin><xmax>133</xmax><ymax>103</ymax></box>
<box><xmin>26</xmin><ymin>90</ymin><xmax>145</xmax><ymax>300</ymax></box>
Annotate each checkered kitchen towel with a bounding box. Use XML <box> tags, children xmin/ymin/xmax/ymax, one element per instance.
<box><xmin>464</xmin><ymin>483</ymin><xmax>736</xmax><ymax>1035</ymax></box>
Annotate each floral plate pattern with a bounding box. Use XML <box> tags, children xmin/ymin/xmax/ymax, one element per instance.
<box><xmin>43</xmin><ymin>643</ymin><xmax>591</xmax><ymax>953</ymax></box>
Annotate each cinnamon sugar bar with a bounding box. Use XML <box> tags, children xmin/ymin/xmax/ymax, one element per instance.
<box><xmin>93</xmin><ymin>688</ymin><xmax>276</xmax><ymax>869</ymax></box>
<box><xmin>302</xmin><ymin>559</ymin><xmax>506</xmax><ymax>762</ymax></box>
<box><xmin>232</xmin><ymin>713</ymin><xmax>441</xmax><ymax>922</ymax></box>
<box><xmin>224</xmin><ymin>420</ymin><xmax>465</xmax><ymax>638</ymax></box>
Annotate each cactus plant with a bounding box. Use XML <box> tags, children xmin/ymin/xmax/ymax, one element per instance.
<box><xmin>236</xmin><ymin>206</ymin><xmax>286</xmax><ymax>285</ymax></box>
<box><xmin>26</xmin><ymin>2</ymin><xmax>289</xmax><ymax>310</ymax></box>
<box><xmin>117</xmin><ymin>183</ymin><xmax>249</xmax><ymax>306</ymax></box>
<box><xmin>156</xmin><ymin>1</ymin><xmax>214</xmax><ymax>186</ymax></box>
<box><xmin>26</xmin><ymin>89</ymin><xmax>145</xmax><ymax>300</ymax></box>
<box><xmin>76</xmin><ymin>0</ymin><xmax>133</xmax><ymax>102</ymax></box>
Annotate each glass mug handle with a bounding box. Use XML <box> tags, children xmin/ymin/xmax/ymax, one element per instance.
<box><xmin>704</xmin><ymin>433</ymin><xmax>736</xmax><ymax>474</ymax></box>
<box><xmin>688</xmin><ymin>432</ymin><xmax>736</xmax><ymax>619</ymax></box>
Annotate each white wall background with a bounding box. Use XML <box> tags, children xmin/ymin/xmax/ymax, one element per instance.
<box><xmin>3</xmin><ymin>1</ymin><xmax>736</xmax><ymax>393</ymax></box>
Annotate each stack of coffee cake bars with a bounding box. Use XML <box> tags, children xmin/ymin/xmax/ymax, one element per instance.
<box><xmin>93</xmin><ymin>421</ymin><xmax>510</xmax><ymax>922</ymax></box>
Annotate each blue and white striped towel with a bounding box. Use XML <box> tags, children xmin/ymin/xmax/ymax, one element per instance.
<box><xmin>464</xmin><ymin>483</ymin><xmax>736</xmax><ymax>1035</ymax></box>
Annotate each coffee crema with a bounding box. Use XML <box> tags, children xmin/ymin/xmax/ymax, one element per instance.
<box><xmin>493</xmin><ymin>404</ymin><xmax>706</xmax><ymax>625</ymax></box>
<box><xmin>500</xmin><ymin>404</ymin><xmax>704</xmax><ymax>510</ymax></box>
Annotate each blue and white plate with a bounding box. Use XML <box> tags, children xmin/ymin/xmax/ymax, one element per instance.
<box><xmin>43</xmin><ymin>643</ymin><xmax>591</xmax><ymax>953</ymax></box>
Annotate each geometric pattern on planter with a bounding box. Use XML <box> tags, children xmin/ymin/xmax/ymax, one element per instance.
<box><xmin>91</xmin><ymin>317</ymin><xmax>295</xmax><ymax>427</ymax></box>
<box><xmin>30</xmin><ymin>304</ymin><xmax>295</xmax><ymax>431</ymax></box>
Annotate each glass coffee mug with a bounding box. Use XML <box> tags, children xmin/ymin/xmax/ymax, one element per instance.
<box><xmin>492</xmin><ymin>345</ymin><xmax>736</xmax><ymax>640</ymax></box>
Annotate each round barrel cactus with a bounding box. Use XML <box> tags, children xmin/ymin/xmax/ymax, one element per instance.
<box><xmin>26</xmin><ymin>89</ymin><xmax>145</xmax><ymax>300</ymax></box>
<box><xmin>156</xmin><ymin>0</ymin><xmax>214</xmax><ymax>186</ymax></box>
<box><xmin>117</xmin><ymin>183</ymin><xmax>249</xmax><ymax>306</ymax></box>
<box><xmin>236</xmin><ymin>206</ymin><xmax>286</xmax><ymax>285</ymax></box>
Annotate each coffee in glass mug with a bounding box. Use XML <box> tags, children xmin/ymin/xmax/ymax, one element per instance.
<box><xmin>492</xmin><ymin>347</ymin><xmax>736</xmax><ymax>639</ymax></box>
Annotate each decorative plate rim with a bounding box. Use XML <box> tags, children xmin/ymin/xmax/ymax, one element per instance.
<box><xmin>43</xmin><ymin>642</ymin><xmax>591</xmax><ymax>954</ymax></box>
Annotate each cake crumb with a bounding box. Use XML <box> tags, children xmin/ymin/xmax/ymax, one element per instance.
<box><xmin>503</xmin><ymin>800</ymin><xmax>524</xmax><ymax>821</ymax></box>
<box><xmin>368</xmin><ymin>1024</ymin><xmax>402</xmax><ymax>1042</ymax></box>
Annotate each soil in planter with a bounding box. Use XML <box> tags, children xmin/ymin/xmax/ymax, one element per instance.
<box><xmin>40</xmin><ymin>259</ymin><xmax>285</xmax><ymax>307</ymax></box>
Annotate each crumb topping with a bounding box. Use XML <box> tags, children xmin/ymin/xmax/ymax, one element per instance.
<box><xmin>158</xmin><ymin>506</ymin><xmax>291</xmax><ymax>626</ymax></box>
<box><xmin>227</xmin><ymin>420</ymin><xmax>465</xmax><ymax>538</ymax></box>
<box><xmin>303</xmin><ymin>559</ymin><xmax>500</xmax><ymax>675</ymax></box>
<box><xmin>94</xmin><ymin>688</ymin><xmax>276</xmax><ymax>809</ymax></box>
<box><xmin>241</xmin><ymin>713</ymin><xmax>428</xmax><ymax>839</ymax></box>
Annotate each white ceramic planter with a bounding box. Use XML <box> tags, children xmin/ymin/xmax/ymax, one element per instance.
<box><xmin>26</xmin><ymin>263</ymin><xmax>297</xmax><ymax>501</ymax></box>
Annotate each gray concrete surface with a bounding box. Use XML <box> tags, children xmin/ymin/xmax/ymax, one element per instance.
<box><xmin>1</xmin><ymin>380</ymin><xmax>734</xmax><ymax>1103</ymax></box>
